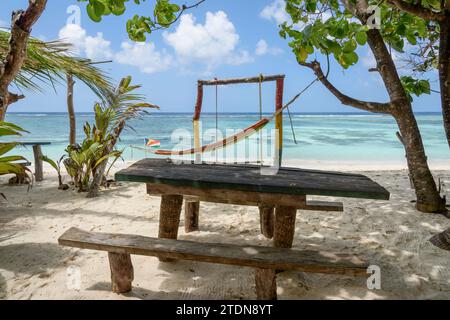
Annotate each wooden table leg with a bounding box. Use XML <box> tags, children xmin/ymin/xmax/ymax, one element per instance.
<box><xmin>158</xmin><ymin>194</ymin><xmax>183</xmax><ymax>262</ymax></box>
<box><xmin>273</xmin><ymin>206</ymin><xmax>297</xmax><ymax>248</ymax></box>
<box><xmin>258</xmin><ymin>205</ymin><xmax>274</xmax><ymax>239</ymax></box>
<box><xmin>32</xmin><ymin>145</ymin><xmax>43</xmax><ymax>182</ymax></box>
<box><xmin>184</xmin><ymin>199</ymin><xmax>200</xmax><ymax>233</ymax></box>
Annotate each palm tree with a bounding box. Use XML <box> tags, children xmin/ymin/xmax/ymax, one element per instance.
<box><xmin>0</xmin><ymin>30</ymin><xmax>113</xmax><ymax>121</ymax></box>
<box><xmin>87</xmin><ymin>76</ymin><xmax>159</xmax><ymax>198</ymax></box>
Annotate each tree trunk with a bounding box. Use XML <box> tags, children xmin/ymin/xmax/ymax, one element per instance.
<box><xmin>365</xmin><ymin>28</ymin><xmax>446</xmax><ymax>213</ymax></box>
<box><xmin>0</xmin><ymin>100</ymin><xmax>7</xmax><ymax>122</ymax></box>
<box><xmin>67</xmin><ymin>74</ymin><xmax>76</xmax><ymax>146</ymax></box>
<box><xmin>0</xmin><ymin>0</ymin><xmax>47</xmax><ymax>121</ymax></box>
<box><xmin>439</xmin><ymin>17</ymin><xmax>450</xmax><ymax>148</ymax></box>
<box><xmin>392</xmin><ymin>107</ymin><xmax>446</xmax><ymax>212</ymax></box>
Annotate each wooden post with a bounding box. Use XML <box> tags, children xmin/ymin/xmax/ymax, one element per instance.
<box><xmin>273</xmin><ymin>206</ymin><xmax>297</xmax><ymax>248</ymax></box>
<box><xmin>158</xmin><ymin>194</ymin><xmax>183</xmax><ymax>262</ymax></box>
<box><xmin>184</xmin><ymin>199</ymin><xmax>200</xmax><ymax>233</ymax></box>
<box><xmin>275</xmin><ymin>77</ymin><xmax>284</xmax><ymax>167</ymax></box>
<box><xmin>258</xmin><ymin>205</ymin><xmax>274</xmax><ymax>239</ymax></box>
<box><xmin>33</xmin><ymin>145</ymin><xmax>43</xmax><ymax>181</ymax></box>
<box><xmin>193</xmin><ymin>81</ymin><xmax>203</xmax><ymax>164</ymax></box>
<box><xmin>108</xmin><ymin>252</ymin><xmax>134</xmax><ymax>293</ymax></box>
<box><xmin>193</xmin><ymin>120</ymin><xmax>201</xmax><ymax>164</ymax></box>
<box><xmin>255</xmin><ymin>268</ymin><xmax>277</xmax><ymax>300</ymax></box>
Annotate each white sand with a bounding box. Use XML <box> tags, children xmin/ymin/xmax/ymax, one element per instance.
<box><xmin>0</xmin><ymin>162</ymin><xmax>449</xmax><ymax>300</ymax></box>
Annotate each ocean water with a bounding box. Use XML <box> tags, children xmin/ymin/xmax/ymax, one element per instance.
<box><xmin>4</xmin><ymin>112</ymin><xmax>449</xmax><ymax>164</ymax></box>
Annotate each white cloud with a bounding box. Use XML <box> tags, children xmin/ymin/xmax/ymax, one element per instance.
<box><xmin>58</xmin><ymin>24</ymin><xmax>87</xmax><ymax>55</ymax></box>
<box><xmin>260</xmin><ymin>0</ymin><xmax>289</xmax><ymax>25</ymax></box>
<box><xmin>163</xmin><ymin>11</ymin><xmax>252</xmax><ymax>68</ymax></box>
<box><xmin>256</xmin><ymin>39</ymin><xmax>269</xmax><ymax>56</ymax></box>
<box><xmin>85</xmin><ymin>33</ymin><xmax>113</xmax><ymax>61</ymax></box>
<box><xmin>59</xmin><ymin>24</ymin><xmax>169</xmax><ymax>74</ymax></box>
<box><xmin>58</xmin><ymin>24</ymin><xmax>113</xmax><ymax>61</ymax></box>
<box><xmin>255</xmin><ymin>39</ymin><xmax>283</xmax><ymax>56</ymax></box>
<box><xmin>115</xmin><ymin>42</ymin><xmax>173</xmax><ymax>74</ymax></box>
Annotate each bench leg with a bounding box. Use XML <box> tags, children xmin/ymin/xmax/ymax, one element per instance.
<box><xmin>108</xmin><ymin>252</ymin><xmax>134</xmax><ymax>294</ymax></box>
<box><xmin>255</xmin><ymin>268</ymin><xmax>277</xmax><ymax>300</ymax></box>
<box><xmin>32</xmin><ymin>145</ymin><xmax>43</xmax><ymax>182</ymax></box>
<box><xmin>159</xmin><ymin>194</ymin><xmax>183</xmax><ymax>262</ymax></box>
<box><xmin>184</xmin><ymin>199</ymin><xmax>200</xmax><ymax>233</ymax></box>
<box><xmin>274</xmin><ymin>206</ymin><xmax>297</xmax><ymax>248</ymax></box>
<box><xmin>258</xmin><ymin>205</ymin><xmax>274</xmax><ymax>239</ymax></box>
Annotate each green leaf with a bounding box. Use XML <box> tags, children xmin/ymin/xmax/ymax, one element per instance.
<box><xmin>343</xmin><ymin>40</ymin><xmax>357</xmax><ymax>53</ymax></box>
<box><xmin>41</xmin><ymin>155</ymin><xmax>59</xmax><ymax>172</ymax></box>
<box><xmin>355</xmin><ymin>31</ymin><xmax>367</xmax><ymax>46</ymax></box>
<box><xmin>0</xmin><ymin>155</ymin><xmax>27</xmax><ymax>163</ymax></box>
<box><xmin>92</xmin><ymin>0</ymin><xmax>106</xmax><ymax>17</ymax></box>
<box><xmin>0</xmin><ymin>143</ymin><xmax>19</xmax><ymax>156</ymax></box>
<box><xmin>343</xmin><ymin>51</ymin><xmax>358</xmax><ymax>65</ymax></box>
<box><xmin>87</xmin><ymin>4</ymin><xmax>102</xmax><ymax>22</ymax></box>
<box><xmin>297</xmin><ymin>47</ymin><xmax>308</xmax><ymax>62</ymax></box>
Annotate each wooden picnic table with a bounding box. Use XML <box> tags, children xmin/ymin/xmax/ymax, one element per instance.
<box><xmin>22</xmin><ymin>142</ymin><xmax>51</xmax><ymax>181</ymax></box>
<box><xmin>115</xmin><ymin>159</ymin><xmax>390</xmax><ymax>250</ymax></box>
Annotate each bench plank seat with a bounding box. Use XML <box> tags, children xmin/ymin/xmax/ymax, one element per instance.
<box><xmin>59</xmin><ymin>227</ymin><xmax>368</xmax><ymax>276</ymax></box>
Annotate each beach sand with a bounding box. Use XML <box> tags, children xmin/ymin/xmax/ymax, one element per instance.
<box><xmin>0</xmin><ymin>162</ymin><xmax>449</xmax><ymax>300</ymax></box>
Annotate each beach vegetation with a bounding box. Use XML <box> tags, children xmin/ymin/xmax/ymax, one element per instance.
<box><xmin>61</xmin><ymin>105</ymin><xmax>123</xmax><ymax>192</ymax></box>
<box><xmin>87</xmin><ymin>76</ymin><xmax>159</xmax><ymax>197</ymax></box>
<box><xmin>41</xmin><ymin>155</ymin><xmax>69</xmax><ymax>190</ymax></box>
<box><xmin>0</xmin><ymin>121</ymin><xmax>31</xmax><ymax>184</ymax></box>
<box><xmin>44</xmin><ymin>76</ymin><xmax>157</xmax><ymax>194</ymax></box>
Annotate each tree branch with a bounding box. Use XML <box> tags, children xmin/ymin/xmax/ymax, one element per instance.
<box><xmin>8</xmin><ymin>92</ymin><xmax>25</xmax><ymax>103</ymax></box>
<box><xmin>386</xmin><ymin>0</ymin><xmax>445</xmax><ymax>21</ymax></box>
<box><xmin>300</xmin><ymin>60</ymin><xmax>392</xmax><ymax>114</ymax></box>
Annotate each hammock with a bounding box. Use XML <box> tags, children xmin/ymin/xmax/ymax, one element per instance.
<box><xmin>145</xmin><ymin>72</ymin><xmax>319</xmax><ymax>158</ymax></box>
<box><xmin>153</xmin><ymin>118</ymin><xmax>270</xmax><ymax>156</ymax></box>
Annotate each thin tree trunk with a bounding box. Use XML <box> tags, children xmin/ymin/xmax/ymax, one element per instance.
<box><xmin>439</xmin><ymin>17</ymin><xmax>450</xmax><ymax>148</ymax></box>
<box><xmin>67</xmin><ymin>74</ymin><xmax>76</xmax><ymax>145</ymax></box>
<box><xmin>0</xmin><ymin>0</ymin><xmax>47</xmax><ymax>121</ymax></box>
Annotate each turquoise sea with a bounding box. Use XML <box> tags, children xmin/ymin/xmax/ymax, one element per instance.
<box><xmin>4</xmin><ymin>112</ymin><xmax>450</xmax><ymax>164</ymax></box>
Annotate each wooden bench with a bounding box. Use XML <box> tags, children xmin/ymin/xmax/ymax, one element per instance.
<box><xmin>58</xmin><ymin>227</ymin><xmax>369</xmax><ymax>299</ymax></box>
<box><xmin>22</xmin><ymin>142</ymin><xmax>51</xmax><ymax>181</ymax></box>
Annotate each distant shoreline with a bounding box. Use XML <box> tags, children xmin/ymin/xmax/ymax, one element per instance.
<box><xmin>7</xmin><ymin>111</ymin><xmax>444</xmax><ymax>115</ymax></box>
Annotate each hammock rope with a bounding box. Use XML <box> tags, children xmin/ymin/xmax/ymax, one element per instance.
<box><xmin>215</xmin><ymin>78</ymin><xmax>219</xmax><ymax>162</ymax></box>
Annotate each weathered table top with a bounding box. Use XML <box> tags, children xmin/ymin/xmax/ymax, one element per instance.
<box><xmin>116</xmin><ymin>159</ymin><xmax>390</xmax><ymax>200</ymax></box>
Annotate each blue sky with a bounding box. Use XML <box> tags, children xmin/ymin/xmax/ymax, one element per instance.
<box><xmin>1</xmin><ymin>0</ymin><xmax>442</xmax><ymax>113</ymax></box>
